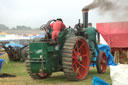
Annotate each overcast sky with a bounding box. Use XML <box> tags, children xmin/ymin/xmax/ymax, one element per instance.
<box><xmin>0</xmin><ymin>0</ymin><xmax>113</xmax><ymax>28</ymax></box>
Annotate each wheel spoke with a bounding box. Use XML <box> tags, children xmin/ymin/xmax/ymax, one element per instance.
<box><xmin>100</xmin><ymin>60</ymin><xmax>103</xmax><ymax>64</ymax></box>
<box><xmin>101</xmin><ymin>65</ymin><xmax>103</xmax><ymax>71</ymax></box>
<box><xmin>73</xmin><ymin>60</ymin><xmax>77</xmax><ymax>66</ymax></box>
<box><xmin>100</xmin><ymin>55</ymin><xmax>107</xmax><ymax>72</ymax></box>
<box><xmin>73</xmin><ymin>63</ymin><xmax>78</xmax><ymax>71</ymax></box>
<box><xmin>78</xmin><ymin>44</ymin><xmax>84</xmax><ymax>52</ymax></box>
<box><xmin>76</xmin><ymin>68</ymin><xmax>82</xmax><ymax>78</ymax></box>
<box><xmin>78</xmin><ymin>63</ymin><xmax>86</xmax><ymax>70</ymax></box>
<box><xmin>81</xmin><ymin>54</ymin><xmax>87</xmax><ymax>57</ymax></box>
<box><xmin>75</xmin><ymin>41</ymin><xmax>80</xmax><ymax>53</ymax></box>
<box><xmin>103</xmin><ymin>60</ymin><xmax>106</xmax><ymax>64</ymax></box>
<box><xmin>103</xmin><ymin>57</ymin><xmax>107</xmax><ymax>64</ymax></box>
<box><xmin>75</xmin><ymin>41</ymin><xmax>78</xmax><ymax>49</ymax></box>
<box><xmin>78</xmin><ymin>71</ymin><xmax>82</xmax><ymax>78</ymax></box>
<box><xmin>100</xmin><ymin>58</ymin><xmax>103</xmax><ymax>62</ymax></box>
<box><xmin>102</xmin><ymin>64</ymin><xmax>105</xmax><ymax>72</ymax></box>
<box><xmin>73</xmin><ymin>49</ymin><xmax>78</xmax><ymax>56</ymax></box>
<box><xmin>72</xmin><ymin>55</ymin><xmax>77</xmax><ymax>59</ymax></box>
<box><xmin>72</xmin><ymin>51</ymin><xmax>78</xmax><ymax>60</ymax></box>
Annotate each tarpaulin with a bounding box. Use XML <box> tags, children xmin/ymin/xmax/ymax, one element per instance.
<box><xmin>5</xmin><ymin>43</ymin><xmax>24</xmax><ymax>48</ymax></box>
<box><xmin>97</xmin><ymin>22</ymin><xmax>128</xmax><ymax>48</ymax></box>
<box><xmin>90</xmin><ymin>44</ymin><xmax>117</xmax><ymax>66</ymax></box>
<box><xmin>98</xmin><ymin>44</ymin><xmax>116</xmax><ymax>65</ymax></box>
<box><xmin>0</xmin><ymin>59</ymin><xmax>4</xmax><ymax>72</ymax></box>
<box><xmin>32</xmin><ymin>32</ymin><xmax>46</xmax><ymax>39</ymax></box>
<box><xmin>92</xmin><ymin>76</ymin><xmax>110</xmax><ymax>85</ymax></box>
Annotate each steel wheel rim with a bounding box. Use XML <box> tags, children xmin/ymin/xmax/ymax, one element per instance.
<box><xmin>72</xmin><ymin>38</ymin><xmax>90</xmax><ymax>80</ymax></box>
<box><xmin>100</xmin><ymin>53</ymin><xmax>107</xmax><ymax>72</ymax></box>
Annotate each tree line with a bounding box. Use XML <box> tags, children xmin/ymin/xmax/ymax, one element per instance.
<box><xmin>0</xmin><ymin>24</ymin><xmax>32</xmax><ymax>30</ymax></box>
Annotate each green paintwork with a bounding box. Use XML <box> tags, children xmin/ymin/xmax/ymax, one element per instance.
<box><xmin>29</xmin><ymin>29</ymin><xmax>70</xmax><ymax>73</ymax></box>
<box><xmin>29</xmin><ymin>28</ymin><xmax>97</xmax><ymax>74</ymax></box>
<box><xmin>29</xmin><ymin>43</ymin><xmax>43</xmax><ymax>72</ymax></box>
<box><xmin>29</xmin><ymin>42</ymin><xmax>60</xmax><ymax>73</ymax></box>
<box><xmin>83</xmin><ymin>27</ymin><xmax>97</xmax><ymax>41</ymax></box>
<box><xmin>83</xmin><ymin>27</ymin><xmax>99</xmax><ymax>61</ymax></box>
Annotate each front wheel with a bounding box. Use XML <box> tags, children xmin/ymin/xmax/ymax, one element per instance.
<box><xmin>96</xmin><ymin>51</ymin><xmax>107</xmax><ymax>73</ymax></box>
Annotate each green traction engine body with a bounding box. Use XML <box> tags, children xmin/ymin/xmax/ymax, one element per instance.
<box><xmin>29</xmin><ymin>31</ymin><xmax>68</xmax><ymax>74</ymax></box>
<box><xmin>26</xmin><ymin>9</ymin><xmax>108</xmax><ymax>81</ymax></box>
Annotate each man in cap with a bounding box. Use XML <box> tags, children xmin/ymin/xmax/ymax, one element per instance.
<box><xmin>83</xmin><ymin>23</ymin><xmax>99</xmax><ymax>57</ymax></box>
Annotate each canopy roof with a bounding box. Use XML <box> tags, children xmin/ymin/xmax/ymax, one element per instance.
<box><xmin>97</xmin><ymin>22</ymin><xmax>128</xmax><ymax>48</ymax></box>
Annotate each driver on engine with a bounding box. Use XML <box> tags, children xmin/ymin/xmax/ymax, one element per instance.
<box><xmin>50</xmin><ymin>18</ymin><xmax>66</xmax><ymax>40</ymax></box>
<box><xmin>83</xmin><ymin>23</ymin><xmax>99</xmax><ymax>57</ymax></box>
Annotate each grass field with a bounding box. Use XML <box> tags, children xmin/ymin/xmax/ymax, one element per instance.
<box><xmin>0</xmin><ymin>54</ymin><xmax>111</xmax><ymax>85</ymax></box>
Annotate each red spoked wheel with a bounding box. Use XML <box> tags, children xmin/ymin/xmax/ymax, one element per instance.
<box><xmin>72</xmin><ymin>38</ymin><xmax>90</xmax><ymax>80</ymax></box>
<box><xmin>62</xmin><ymin>36</ymin><xmax>90</xmax><ymax>81</ymax></box>
<box><xmin>96</xmin><ymin>52</ymin><xmax>107</xmax><ymax>73</ymax></box>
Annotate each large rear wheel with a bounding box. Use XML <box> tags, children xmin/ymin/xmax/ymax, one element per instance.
<box><xmin>62</xmin><ymin>36</ymin><xmax>90</xmax><ymax>81</ymax></box>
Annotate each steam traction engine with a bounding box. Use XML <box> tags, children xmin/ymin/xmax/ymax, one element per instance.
<box><xmin>26</xmin><ymin>9</ymin><xmax>107</xmax><ymax>81</ymax></box>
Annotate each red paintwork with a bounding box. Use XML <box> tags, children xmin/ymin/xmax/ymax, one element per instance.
<box><xmin>72</xmin><ymin>38</ymin><xmax>90</xmax><ymax>80</ymax></box>
<box><xmin>100</xmin><ymin>53</ymin><xmax>107</xmax><ymax>72</ymax></box>
<box><xmin>50</xmin><ymin>20</ymin><xmax>66</xmax><ymax>39</ymax></box>
<box><xmin>97</xmin><ymin>22</ymin><xmax>128</xmax><ymax>48</ymax></box>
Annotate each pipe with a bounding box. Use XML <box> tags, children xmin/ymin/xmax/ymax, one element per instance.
<box><xmin>82</xmin><ymin>9</ymin><xmax>89</xmax><ymax>28</ymax></box>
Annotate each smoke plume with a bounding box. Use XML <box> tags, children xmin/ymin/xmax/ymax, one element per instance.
<box><xmin>82</xmin><ymin>0</ymin><xmax>114</xmax><ymax>11</ymax></box>
<box><xmin>83</xmin><ymin>0</ymin><xmax>128</xmax><ymax>21</ymax></box>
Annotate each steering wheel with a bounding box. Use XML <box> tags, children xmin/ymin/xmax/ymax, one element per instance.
<box><xmin>40</xmin><ymin>19</ymin><xmax>56</xmax><ymax>40</ymax></box>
